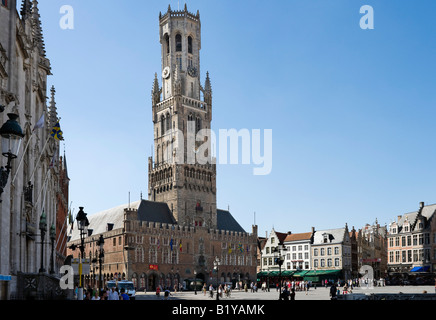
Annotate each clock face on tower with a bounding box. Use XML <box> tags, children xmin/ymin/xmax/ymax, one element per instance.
<box><xmin>187</xmin><ymin>66</ymin><xmax>197</xmax><ymax>77</ymax></box>
<box><xmin>162</xmin><ymin>66</ymin><xmax>171</xmax><ymax>79</ymax></box>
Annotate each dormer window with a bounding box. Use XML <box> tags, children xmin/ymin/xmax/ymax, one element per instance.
<box><xmin>404</xmin><ymin>225</ymin><xmax>409</xmax><ymax>232</ymax></box>
<box><xmin>323</xmin><ymin>234</ymin><xmax>329</xmax><ymax>243</ymax></box>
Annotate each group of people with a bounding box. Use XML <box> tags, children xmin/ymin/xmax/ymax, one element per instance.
<box><xmin>79</xmin><ymin>286</ymin><xmax>131</xmax><ymax>300</ymax></box>
<box><xmin>201</xmin><ymin>283</ymin><xmax>232</xmax><ymax>298</ymax></box>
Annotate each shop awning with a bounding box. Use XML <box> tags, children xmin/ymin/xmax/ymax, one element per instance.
<box><xmin>281</xmin><ymin>270</ymin><xmax>295</xmax><ymax>276</ymax></box>
<box><xmin>303</xmin><ymin>270</ymin><xmax>342</xmax><ymax>277</ymax></box>
<box><xmin>410</xmin><ymin>266</ymin><xmax>430</xmax><ymax>272</ymax></box>
<box><xmin>292</xmin><ymin>270</ymin><xmax>309</xmax><ymax>277</ymax></box>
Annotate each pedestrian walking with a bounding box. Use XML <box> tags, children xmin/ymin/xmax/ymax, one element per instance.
<box><xmin>330</xmin><ymin>283</ymin><xmax>337</xmax><ymax>300</ymax></box>
<box><xmin>92</xmin><ymin>291</ymin><xmax>100</xmax><ymax>300</ymax></box>
<box><xmin>290</xmin><ymin>288</ymin><xmax>295</xmax><ymax>301</ymax></box>
<box><xmin>108</xmin><ymin>287</ymin><xmax>119</xmax><ymax>300</ymax></box>
<box><xmin>120</xmin><ymin>288</ymin><xmax>130</xmax><ymax>300</ymax></box>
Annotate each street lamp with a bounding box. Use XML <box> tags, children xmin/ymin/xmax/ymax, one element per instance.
<box><xmin>213</xmin><ymin>256</ymin><xmax>220</xmax><ymax>301</ymax></box>
<box><xmin>50</xmin><ymin>223</ymin><xmax>56</xmax><ymax>274</ymax></box>
<box><xmin>39</xmin><ymin>211</ymin><xmax>47</xmax><ymax>273</ymax></box>
<box><xmin>194</xmin><ymin>270</ymin><xmax>197</xmax><ymax>295</ymax></box>
<box><xmin>273</xmin><ymin>245</ymin><xmax>287</xmax><ymax>300</ymax></box>
<box><xmin>75</xmin><ymin>206</ymin><xmax>89</xmax><ymax>300</ymax></box>
<box><xmin>0</xmin><ymin>113</ymin><xmax>24</xmax><ymax>202</ymax></box>
<box><xmin>97</xmin><ymin>234</ymin><xmax>105</xmax><ymax>292</ymax></box>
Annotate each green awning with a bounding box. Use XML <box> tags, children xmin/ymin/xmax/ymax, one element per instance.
<box><xmin>304</xmin><ymin>270</ymin><xmax>341</xmax><ymax>276</ymax></box>
<box><xmin>257</xmin><ymin>271</ymin><xmax>268</xmax><ymax>277</ymax></box>
<box><xmin>292</xmin><ymin>270</ymin><xmax>309</xmax><ymax>277</ymax></box>
<box><xmin>268</xmin><ymin>271</ymin><xmax>280</xmax><ymax>276</ymax></box>
<box><xmin>281</xmin><ymin>270</ymin><xmax>295</xmax><ymax>276</ymax></box>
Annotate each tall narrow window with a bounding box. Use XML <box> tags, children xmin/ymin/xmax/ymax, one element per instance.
<box><xmin>165</xmin><ymin>34</ymin><xmax>170</xmax><ymax>54</ymax></box>
<box><xmin>176</xmin><ymin>34</ymin><xmax>182</xmax><ymax>52</ymax></box>
<box><xmin>166</xmin><ymin>113</ymin><xmax>170</xmax><ymax>133</ymax></box>
<box><xmin>188</xmin><ymin>36</ymin><xmax>193</xmax><ymax>54</ymax></box>
<box><xmin>161</xmin><ymin>115</ymin><xmax>165</xmax><ymax>135</ymax></box>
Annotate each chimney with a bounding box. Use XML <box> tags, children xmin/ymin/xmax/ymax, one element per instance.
<box><xmin>287</xmin><ymin>231</ymin><xmax>292</xmax><ymax>235</ymax></box>
<box><xmin>397</xmin><ymin>215</ymin><xmax>402</xmax><ymax>222</ymax></box>
<box><xmin>419</xmin><ymin>202</ymin><xmax>425</xmax><ymax>209</ymax></box>
<box><xmin>311</xmin><ymin>227</ymin><xmax>315</xmax><ymax>234</ymax></box>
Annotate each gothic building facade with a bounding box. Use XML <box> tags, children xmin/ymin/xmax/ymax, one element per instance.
<box><xmin>0</xmin><ymin>0</ymin><xmax>69</xmax><ymax>299</ymax></box>
<box><xmin>67</xmin><ymin>5</ymin><xmax>258</xmax><ymax>291</ymax></box>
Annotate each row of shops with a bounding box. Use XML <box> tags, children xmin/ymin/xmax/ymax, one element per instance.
<box><xmin>257</xmin><ymin>269</ymin><xmax>343</xmax><ymax>285</ymax></box>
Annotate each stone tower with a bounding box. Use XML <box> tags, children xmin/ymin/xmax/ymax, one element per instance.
<box><xmin>148</xmin><ymin>5</ymin><xmax>217</xmax><ymax>229</ymax></box>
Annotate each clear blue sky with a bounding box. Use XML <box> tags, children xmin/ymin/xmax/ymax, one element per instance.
<box><xmin>35</xmin><ymin>0</ymin><xmax>436</xmax><ymax>237</ymax></box>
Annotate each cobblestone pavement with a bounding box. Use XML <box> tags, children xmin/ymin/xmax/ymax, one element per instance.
<box><xmin>136</xmin><ymin>285</ymin><xmax>435</xmax><ymax>301</ymax></box>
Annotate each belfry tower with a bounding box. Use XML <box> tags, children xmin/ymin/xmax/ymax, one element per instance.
<box><xmin>148</xmin><ymin>5</ymin><xmax>217</xmax><ymax>229</ymax></box>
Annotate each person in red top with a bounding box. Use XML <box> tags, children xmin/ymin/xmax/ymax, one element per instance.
<box><xmin>156</xmin><ymin>286</ymin><xmax>161</xmax><ymax>297</ymax></box>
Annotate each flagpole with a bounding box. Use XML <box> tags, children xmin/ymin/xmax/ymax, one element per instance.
<box><xmin>11</xmin><ymin>132</ymin><xmax>34</xmax><ymax>184</ymax></box>
<box><xmin>58</xmin><ymin>205</ymin><xmax>74</xmax><ymax>256</ymax></box>
<box><xmin>34</xmin><ymin>169</ymin><xmax>51</xmax><ymax>209</ymax></box>
<box><xmin>29</xmin><ymin>134</ymin><xmax>52</xmax><ymax>183</ymax></box>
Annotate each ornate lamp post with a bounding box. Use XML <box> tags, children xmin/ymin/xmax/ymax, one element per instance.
<box><xmin>50</xmin><ymin>223</ymin><xmax>56</xmax><ymax>274</ymax></box>
<box><xmin>75</xmin><ymin>207</ymin><xmax>89</xmax><ymax>300</ymax></box>
<box><xmin>97</xmin><ymin>234</ymin><xmax>105</xmax><ymax>292</ymax></box>
<box><xmin>273</xmin><ymin>244</ymin><xmax>287</xmax><ymax>300</ymax></box>
<box><xmin>38</xmin><ymin>211</ymin><xmax>47</xmax><ymax>273</ymax></box>
<box><xmin>194</xmin><ymin>270</ymin><xmax>197</xmax><ymax>295</ymax></box>
<box><xmin>0</xmin><ymin>113</ymin><xmax>24</xmax><ymax>202</ymax></box>
<box><xmin>213</xmin><ymin>256</ymin><xmax>220</xmax><ymax>301</ymax></box>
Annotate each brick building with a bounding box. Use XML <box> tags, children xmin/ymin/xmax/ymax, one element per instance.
<box><xmin>67</xmin><ymin>5</ymin><xmax>258</xmax><ymax>291</ymax></box>
<box><xmin>387</xmin><ymin>202</ymin><xmax>435</xmax><ymax>280</ymax></box>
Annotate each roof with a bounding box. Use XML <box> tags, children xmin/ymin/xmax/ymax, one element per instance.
<box><xmin>217</xmin><ymin>209</ymin><xmax>246</xmax><ymax>233</ymax></box>
<box><xmin>398</xmin><ymin>204</ymin><xmax>436</xmax><ymax>225</ymax></box>
<box><xmin>312</xmin><ymin>228</ymin><xmax>346</xmax><ymax>245</ymax></box>
<box><xmin>68</xmin><ymin>201</ymin><xmax>246</xmax><ymax>242</ymax></box>
<box><xmin>284</xmin><ymin>232</ymin><xmax>312</xmax><ymax>242</ymax></box>
<box><xmin>274</xmin><ymin>231</ymin><xmax>288</xmax><ymax>244</ymax></box>
<box><xmin>68</xmin><ymin>201</ymin><xmax>142</xmax><ymax>242</ymax></box>
<box><xmin>137</xmin><ymin>200</ymin><xmax>177</xmax><ymax>225</ymax></box>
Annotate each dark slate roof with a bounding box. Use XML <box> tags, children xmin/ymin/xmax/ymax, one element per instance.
<box><xmin>217</xmin><ymin>209</ymin><xmax>246</xmax><ymax>233</ymax></box>
<box><xmin>137</xmin><ymin>200</ymin><xmax>177</xmax><ymax>224</ymax></box>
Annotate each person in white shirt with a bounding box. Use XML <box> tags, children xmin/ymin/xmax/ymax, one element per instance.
<box><xmin>108</xmin><ymin>287</ymin><xmax>119</xmax><ymax>300</ymax></box>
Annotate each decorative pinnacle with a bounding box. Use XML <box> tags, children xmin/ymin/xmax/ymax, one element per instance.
<box><xmin>204</xmin><ymin>72</ymin><xmax>212</xmax><ymax>93</ymax></box>
<box><xmin>152</xmin><ymin>73</ymin><xmax>159</xmax><ymax>94</ymax></box>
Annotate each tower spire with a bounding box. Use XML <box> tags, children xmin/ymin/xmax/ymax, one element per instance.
<box><xmin>204</xmin><ymin>71</ymin><xmax>212</xmax><ymax>94</ymax></box>
<box><xmin>31</xmin><ymin>0</ymin><xmax>46</xmax><ymax>56</ymax></box>
<box><xmin>20</xmin><ymin>0</ymin><xmax>32</xmax><ymax>20</ymax></box>
<box><xmin>49</xmin><ymin>86</ymin><xmax>58</xmax><ymax>129</ymax></box>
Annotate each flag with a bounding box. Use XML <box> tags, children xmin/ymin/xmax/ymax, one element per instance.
<box><xmin>49</xmin><ymin>148</ymin><xmax>58</xmax><ymax>169</ymax></box>
<box><xmin>170</xmin><ymin>238</ymin><xmax>173</xmax><ymax>251</ymax></box>
<box><xmin>33</xmin><ymin>114</ymin><xmax>45</xmax><ymax>131</ymax></box>
<box><xmin>51</xmin><ymin>121</ymin><xmax>64</xmax><ymax>141</ymax></box>
<box><xmin>179</xmin><ymin>240</ymin><xmax>182</xmax><ymax>252</ymax></box>
<box><xmin>228</xmin><ymin>244</ymin><xmax>232</xmax><ymax>254</ymax></box>
<box><xmin>238</xmin><ymin>242</ymin><xmax>244</xmax><ymax>253</ymax></box>
<box><xmin>69</xmin><ymin>209</ymin><xmax>74</xmax><ymax>231</ymax></box>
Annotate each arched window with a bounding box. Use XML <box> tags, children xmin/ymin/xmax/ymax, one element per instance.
<box><xmin>164</xmin><ymin>34</ymin><xmax>170</xmax><ymax>54</ymax></box>
<box><xmin>166</xmin><ymin>113</ymin><xmax>170</xmax><ymax>133</ymax></box>
<box><xmin>188</xmin><ymin>36</ymin><xmax>193</xmax><ymax>54</ymax></box>
<box><xmin>161</xmin><ymin>115</ymin><xmax>165</xmax><ymax>135</ymax></box>
<box><xmin>175</xmin><ymin>34</ymin><xmax>182</xmax><ymax>52</ymax></box>
<box><xmin>196</xmin><ymin>117</ymin><xmax>201</xmax><ymax>133</ymax></box>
